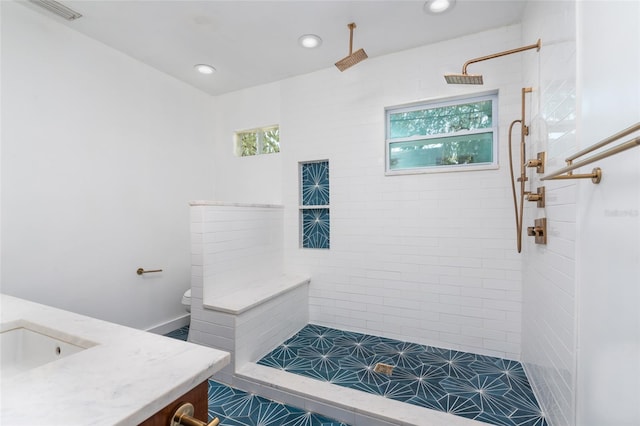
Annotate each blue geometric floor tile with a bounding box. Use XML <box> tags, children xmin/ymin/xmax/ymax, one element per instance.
<box><xmin>166</xmin><ymin>324</ymin><xmax>547</xmax><ymax>426</ymax></box>
<box><xmin>373</xmin><ymin>341</ymin><xmax>426</xmax><ymax>370</ymax></box>
<box><xmin>258</xmin><ymin>324</ymin><xmax>548</xmax><ymax>426</ymax></box>
<box><xmin>418</xmin><ymin>349</ymin><xmax>478</xmax><ymax>379</ymax></box>
<box><xmin>162</xmin><ymin>328</ymin><xmax>350</xmax><ymax>425</ymax></box>
<box><xmin>207</xmin><ymin>380</ymin><xmax>349</xmax><ymax>426</ymax></box>
<box><xmin>333</xmin><ymin>333</ymin><xmax>379</xmax><ymax>358</ymax></box>
<box><xmin>163</xmin><ymin>325</ymin><xmax>189</xmax><ymax>341</ymax></box>
<box><xmin>396</xmin><ymin>365</ymin><xmax>448</xmax><ymax>403</ymax></box>
<box><xmin>440</xmin><ymin>393</ymin><xmax>483</xmax><ymax>419</ymax></box>
<box><xmin>509</xmin><ymin>408</ymin><xmax>547</xmax><ymax>426</ymax></box>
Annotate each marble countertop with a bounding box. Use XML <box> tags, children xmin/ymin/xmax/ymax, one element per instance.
<box><xmin>0</xmin><ymin>294</ymin><xmax>230</xmax><ymax>425</ymax></box>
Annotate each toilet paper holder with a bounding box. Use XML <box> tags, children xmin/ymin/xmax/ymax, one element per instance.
<box><xmin>137</xmin><ymin>268</ymin><xmax>163</xmax><ymax>275</ymax></box>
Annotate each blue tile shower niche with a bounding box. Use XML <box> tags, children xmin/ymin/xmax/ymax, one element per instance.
<box><xmin>300</xmin><ymin>161</ymin><xmax>330</xmax><ymax>249</ymax></box>
<box><xmin>301</xmin><ymin>160</ymin><xmax>330</xmax><ymax>206</ymax></box>
<box><xmin>301</xmin><ymin>208</ymin><xmax>330</xmax><ymax>249</ymax></box>
<box><xmin>258</xmin><ymin>324</ymin><xmax>547</xmax><ymax>426</ymax></box>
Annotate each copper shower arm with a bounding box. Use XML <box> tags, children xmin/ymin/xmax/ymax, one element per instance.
<box><xmin>460</xmin><ymin>39</ymin><xmax>542</xmax><ymax>75</ymax></box>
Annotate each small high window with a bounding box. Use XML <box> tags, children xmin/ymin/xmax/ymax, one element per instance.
<box><xmin>299</xmin><ymin>160</ymin><xmax>330</xmax><ymax>249</ymax></box>
<box><xmin>235</xmin><ymin>125</ymin><xmax>280</xmax><ymax>157</ymax></box>
<box><xmin>385</xmin><ymin>92</ymin><xmax>498</xmax><ymax>174</ymax></box>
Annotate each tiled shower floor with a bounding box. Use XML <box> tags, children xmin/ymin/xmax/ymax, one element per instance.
<box><xmin>164</xmin><ymin>326</ymin><xmax>349</xmax><ymax>426</ymax></box>
<box><xmin>207</xmin><ymin>380</ymin><xmax>348</xmax><ymax>426</ymax></box>
<box><xmin>257</xmin><ymin>324</ymin><xmax>547</xmax><ymax>426</ymax></box>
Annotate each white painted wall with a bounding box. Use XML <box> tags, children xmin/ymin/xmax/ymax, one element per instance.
<box><xmin>0</xmin><ymin>2</ymin><xmax>215</xmax><ymax>329</ymax></box>
<box><xmin>213</xmin><ymin>25</ymin><xmax>528</xmax><ymax>360</ymax></box>
<box><xmin>212</xmin><ymin>84</ymin><xmax>283</xmax><ymax>204</ymax></box>
<box><xmin>522</xmin><ymin>1</ymin><xmax>640</xmax><ymax>425</ymax></box>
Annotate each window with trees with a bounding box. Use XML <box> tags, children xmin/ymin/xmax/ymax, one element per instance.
<box><xmin>235</xmin><ymin>125</ymin><xmax>280</xmax><ymax>157</ymax></box>
<box><xmin>385</xmin><ymin>92</ymin><xmax>498</xmax><ymax>174</ymax></box>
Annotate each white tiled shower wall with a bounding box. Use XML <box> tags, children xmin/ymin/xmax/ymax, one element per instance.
<box><xmin>521</xmin><ymin>2</ymin><xmax>578</xmax><ymax>426</ymax></box>
<box><xmin>521</xmin><ymin>2</ymin><xmax>640</xmax><ymax>426</ymax></box>
<box><xmin>213</xmin><ymin>25</ymin><xmax>527</xmax><ymax>360</ymax></box>
<box><xmin>188</xmin><ymin>203</ymin><xmax>309</xmax><ymax>378</ymax></box>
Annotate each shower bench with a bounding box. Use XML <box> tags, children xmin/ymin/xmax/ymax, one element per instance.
<box><xmin>188</xmin><ymin>202</ymin><xmax>310</xmax><ymax>383</ymax></box>
<box><xmin>189</xmin><ymin>273</ymin><xmax>310</xmax><ymax>381</ymax></box>
<box><xmin>203</xmin><ymin>274</ymin><xmax>310</xmax><ymax>316</ymax></box>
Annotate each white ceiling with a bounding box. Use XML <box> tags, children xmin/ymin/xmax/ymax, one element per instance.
<box><xmin>25</xmin><ymin>0</ymin><xmax>527</xmax><ymax>96</ymax></box>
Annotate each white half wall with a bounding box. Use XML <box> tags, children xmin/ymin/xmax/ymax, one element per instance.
<box><xmin>0</xmin><ymin>1</ymin><xmax>216</xmax><ymax>329</ymax></box>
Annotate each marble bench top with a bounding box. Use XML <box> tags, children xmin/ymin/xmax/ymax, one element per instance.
<box><xmin>0</xmin><ymin>294</ymin><xmax>230</xmax><ymax>425</ymax></box>
<box><xmin>203</xmin><ymin>274</ymin><xmax>310</xmax><ymax>315</ymax></box>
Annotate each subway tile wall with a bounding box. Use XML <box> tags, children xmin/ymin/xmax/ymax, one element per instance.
<box><xmin>189</xmin><ymin>203</ymin><xmax>308</xmax><ymax>376</ymax></box>
<box><xmin>521</xmin><ymin>2</ymin><xmax>578</xmax><ymax>426</ymax></box>
<box><xmin>272</xmin><ymin>25</ymin><xmax>527</xmax><ymax>360</ymax></box>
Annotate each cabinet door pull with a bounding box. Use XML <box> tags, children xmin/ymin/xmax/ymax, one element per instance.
<box><xmin>170</xmin><ymin>402</ymin><xmax>219</xmax><ymax>426</ymax></box>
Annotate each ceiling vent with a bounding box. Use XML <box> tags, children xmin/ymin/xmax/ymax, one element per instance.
<box><xmin>29</xmin><ymin>0</ymin><xmax>83</xmax><ymax>21</ymax></box>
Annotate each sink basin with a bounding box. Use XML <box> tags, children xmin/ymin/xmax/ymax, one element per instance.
<box><xmin>1</xmin><ymin>322</ymin><xmax>96</xmax><ymax>379</ymax></box>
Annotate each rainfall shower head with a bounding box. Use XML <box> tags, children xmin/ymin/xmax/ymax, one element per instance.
<box><xmin>445</xmin><ymin>39</ymin><xmax>541</xmax><ymax>85</ymax></box>
<box><xmin>444</xmin><ymin>73</ymin><xmax>483</xmax><ymax>85</ymax></box>
<box><xmin>335</xmin><ymin>23</ymin><xmax>368</xmax><ymax>72</ymax></box>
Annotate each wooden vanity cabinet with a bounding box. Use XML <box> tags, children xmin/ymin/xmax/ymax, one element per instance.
<box><xmin>139</xmin><ymin>381</ymin><xmax>208</xmax><ymax>426</ymax></box>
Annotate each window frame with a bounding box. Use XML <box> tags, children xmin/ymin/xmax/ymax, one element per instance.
<box><xmin>234</xmin><ymin>124</ymin><xmax>280</xmax><ymax>157</ymax></box>
<box><xmin>385</xmin><ymin>92</ymin><xmax>499</xmax><ymax>175</ymax></box>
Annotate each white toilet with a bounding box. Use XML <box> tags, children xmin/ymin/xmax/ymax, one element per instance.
<box><xmin>181</xmin><ymin>289</ymin><xmax>191</xmax><ymax>312</ymax></box>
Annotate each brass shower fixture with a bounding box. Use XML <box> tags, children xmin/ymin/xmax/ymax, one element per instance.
<box><xmin>445</xmin><ymin>39</ymin><xmax>541</xmax><ymax>84</ymax></box>
<box><xmin>526</xmin><ymin>186</ymin><xmax>546</xmax><ymax>208</ymax></box>
<box><xmin>527</xmin><ymin>218</ymin><xmax>547</xmax><ymax>245</ymax></box>
<box><xmin>508</xmin><ymin>87</ymin><xmax>548</xmax><ymax>253</ymax></box>
<box><xmin>526</xmin><ymin>152</ymin><xmax>546</xmax><ymax>174</ymax></box>
<box><xmin>335</xmin><ymin>23</ymin><xmax>368</xmax><ymax>71</ymax></box>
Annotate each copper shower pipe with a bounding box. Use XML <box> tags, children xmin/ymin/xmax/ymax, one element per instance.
<box><xmin>445</xmin><ymin>39</ymin><xmax>541</xmax><ymax>84</ymax></box>
<box><xmin>461</xmin><ymin>39</ymin><xmax>541</xmax><ymax>76</ymax></box>
<box><xmin>509</xmin><ymin>87</ymin><xmax>533</xmax><ymax>253</ymax></box>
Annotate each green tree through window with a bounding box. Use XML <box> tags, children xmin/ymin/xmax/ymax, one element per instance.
<box><xmin>236</xmin><ymin>126</ymin><xmax>280</xmax><ymax>157</ymax></box>
<box><xmin>386</xmin><ymin>93</ymin><xmax>498</xmax><ymax>173</ymax></box>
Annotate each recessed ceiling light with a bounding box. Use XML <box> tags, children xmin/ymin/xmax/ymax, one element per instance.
<box><xmin>298</xmin><ymin>34</ymin><xmax>322</xmax><ymax>49</ymax></box>
<box><xmin>424</xmin><ymin>0</ymin><xmax>455</xmax><ymax>14</ymax></box>
<box><xmin>194</xmin><ymin>64</ymin><xmax>216</xmax><ymax>75</ymax></box>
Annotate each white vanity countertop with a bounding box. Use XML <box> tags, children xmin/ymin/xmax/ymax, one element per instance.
<box><xmin>0</xmin><ymin>294</ymin><xmax>230</xmax><ymax>426</ymax></box>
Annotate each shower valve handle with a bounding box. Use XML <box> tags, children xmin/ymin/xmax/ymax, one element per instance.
<box><xmin>527</xmin><ymin>226</ymin><xmax>544</xmax><ymax>237</ymax></box>
<box><xmin>527</xmin><ymin>218</ymin><xmax>547</xmax><ymax>245</ymax></box>
<box><xmin>526</xmin><ymin>152</ymin><xmax>546</xmax><ymax>174</ymax></box>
